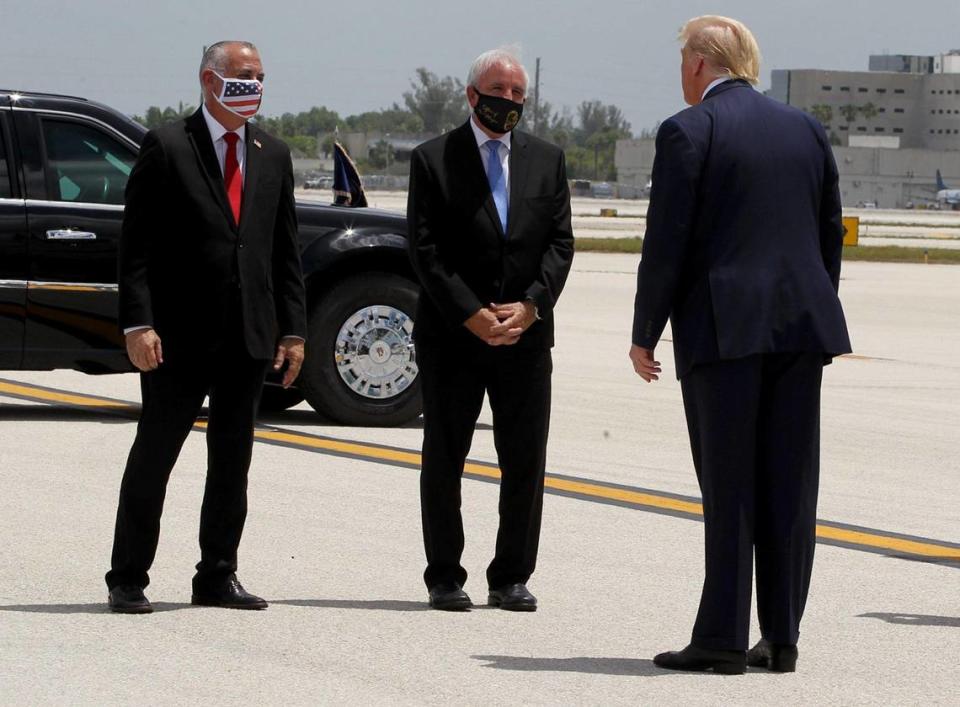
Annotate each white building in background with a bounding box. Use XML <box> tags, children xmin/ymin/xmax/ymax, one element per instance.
<box><xmin>769</xmin><ymin>51</ymin><xmax>960</xmax><ymax>151</ymax></box>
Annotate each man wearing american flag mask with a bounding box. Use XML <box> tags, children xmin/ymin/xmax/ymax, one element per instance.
<box><xmin>105</xmin><ymin>40</ymin><xmax>307</xmax><ymax>614</ymax></box>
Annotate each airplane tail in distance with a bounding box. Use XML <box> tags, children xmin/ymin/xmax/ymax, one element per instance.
<box><xmin>936</xmin><ymin>169</ymin><xmax>948</xmax><ymax>190</ymax></box>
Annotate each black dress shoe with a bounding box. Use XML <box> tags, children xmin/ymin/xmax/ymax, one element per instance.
<box><xmin>428</xmin><ymin>582</ymin><xmax>472</xmax><ymax>611</ymax></box>
<box><xmin>488</xmin><ymin>583</ymin><xmax>537</xmax><ymax>612</ymax></box>
<box><xmin>746</xmin><ymin>638</ymin><xmax>798</xmax><ymax>672</ymax></box>
<box><xmin>108</xmin><ymin>584</ymin><xmax>153</xmax><ymax>614</ymax></box>
<box><xmin>191</xmin><ymin>576</ymin><xmax>268</xmax><ymax>610</ymax></box>
<box><xmin>653</xmin><ymin>644</ymin><xmax>746</xmax><ymax>674</ymax></box>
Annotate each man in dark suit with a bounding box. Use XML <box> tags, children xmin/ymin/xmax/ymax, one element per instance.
<box><xmin>630</xmin><ymin>16</ymin><xmax>851</xmax><ymax>673</ymax></box>
<box><xmin>407</xmin><ymin>46</ymin><xmax>574</xmax><ymax>612</ymax></box>
<box><xmin>105</xmin><ymin>40</ymin><xmax>306</xmax><ymax>613</ymax></box>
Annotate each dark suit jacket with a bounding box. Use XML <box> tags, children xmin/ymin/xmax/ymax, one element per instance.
<box><xmin>633</xmin><ymin>80</ymin><xmax>852</xmax><ymax>378</ymax></box>
<box><xmin>407</xmin><ymin>120</ymin><xmax>574</xmax><ymax>350</ymax></box>
<box><xmin>119</xmin><ymin>109</ymin><xmax>306</xmax><ymax>361</ymax></box>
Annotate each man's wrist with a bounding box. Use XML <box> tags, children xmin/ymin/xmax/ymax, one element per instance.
<box><xmin>524</xmin><ymin>298</ymin><xmax>541</xmax><ymax>321</ymax></box>
<box><xmin>124</xmin><ymin>325</ymin><xmax>153</xmax><ymax>336</ymax></box>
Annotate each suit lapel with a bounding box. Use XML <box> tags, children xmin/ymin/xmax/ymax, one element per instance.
<box><xmin>451</xmin><ymin>121</ymin><xmax>503</xmax><ymax>238</ymax></box>
<box><xmin>185</xmin><ymin>110</ymin><xmax>237</xmax><ymax>232</ymax></box>
<box><xmin>506</xmin><ymin>130</ymin><xmax>530</xmax><ymax>240</ymax></box>
<box><xmin>238</xmin><ymin>123</ymin><xmax>263</xmax><ymax>232</ymax></box>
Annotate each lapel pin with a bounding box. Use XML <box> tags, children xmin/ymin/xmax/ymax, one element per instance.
<box><xmin>253</xmin><ymin>139</ymin><xmax>262</xmax><ymax>149</ymax></box>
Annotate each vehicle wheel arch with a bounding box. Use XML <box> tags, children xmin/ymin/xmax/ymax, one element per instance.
<box><xmin>302</xmin><ymin>238</ymin><xmax>417</xmax><ymax>307</ymax></box>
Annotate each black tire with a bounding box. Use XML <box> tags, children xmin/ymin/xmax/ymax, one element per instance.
<box><xmin>299</xmin><ymin>273</ymin><xmax>422</xmax><ymax>426</ymax></box>
<box><xmin>259</xmin><ymin>383</ymin><xmax>305</xmax><ymax>412</ymax></box>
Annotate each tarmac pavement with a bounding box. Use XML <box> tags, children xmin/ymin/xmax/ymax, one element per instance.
<box><xmin>0</xmin><ymin>255</ymin><xmax>957</xmax><ymax>705</ymax></box>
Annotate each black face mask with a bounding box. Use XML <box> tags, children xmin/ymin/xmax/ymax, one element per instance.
<box><xmin>472</xmin><ymin>90</ymin><xmax>524</xmax><ymax>134</ymax></box>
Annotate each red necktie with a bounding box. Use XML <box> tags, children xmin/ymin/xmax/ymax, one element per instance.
<box><xmin>222</xmin><ymin>132</ymin><xmax>242</xmax><ymax>225</ymax></box>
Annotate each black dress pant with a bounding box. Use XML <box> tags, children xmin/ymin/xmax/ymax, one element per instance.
<box><xmin>680</xmin><ymin>352</ymin><xmax>824</xmax><ymax>650</ymax></box>
<box><xmin>417</xmin><ymin>339</ymin><xmax>552</xmax><ymax>590</ymax></box>
<box><xmin>105</xmin><ymin>340</ymin><xmax>269</xmax><ymax>591</ymax></box>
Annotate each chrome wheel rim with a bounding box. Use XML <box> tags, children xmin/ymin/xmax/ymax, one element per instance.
<box><xmin>334</xmin><ymin>305</ymin><xmax>418</xmax><ymax>400</ymax></box>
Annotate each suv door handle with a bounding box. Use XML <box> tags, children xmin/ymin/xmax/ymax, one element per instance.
<box><xmin>45</xmin><ymin>229</ymin><xmax>97</xmax><ymax>241</ymax></box>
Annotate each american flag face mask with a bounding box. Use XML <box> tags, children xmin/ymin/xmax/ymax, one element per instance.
<box><xmin>212</xmin><ymin>71</ymin><xmax>263</xmax><ymax>120</ymax></box>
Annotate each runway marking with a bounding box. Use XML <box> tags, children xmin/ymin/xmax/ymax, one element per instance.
<box><xmin>0</xmin><ymin>379</ymin><xmax>129</xmax><ymax>409</ymax></box>
<box><xmin>2</xmin><ymin>377</ymin><xmax>958</xmax><ymax>567</ymax></box>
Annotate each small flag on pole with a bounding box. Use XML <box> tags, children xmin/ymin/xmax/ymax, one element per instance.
<box><xmin>333</xmin><ymin>142</ymin><xmax>367</xmax><ymax>207</ymax></box>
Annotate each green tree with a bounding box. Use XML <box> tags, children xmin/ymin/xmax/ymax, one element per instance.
<box><xmin>344</xmin><ymin>107</ymin><xmax>423</xmax><ymax>133</ymax></box>
<box><xmin>808</xmin><ymin>104</ymin><xmax>833</xmax><ymax>127</ymax></box>
<box><xmin>403</xmin><ymin>68</ymin><xmax>465</xmax><ymax>135</ymax></box>
<box><xmin>859</xmin><ymin>102</ymin><xmax>878</xmax><ymax>120</ymax></box>
<box><xmin>551</xmin><ymin>100</ymin><xmax>632</xmax><ymax>181</ymax></box>
<box><xmin>534</xmin><ymin>101</ymin><xmax>575</xmax><ymax>147</ymax></box>
<box><xmin>280</xmin><ymin>135</ymin><xmax>318</xmax><ymax>158</ymax></box>
<box><xmin>367</xmin><ymin>139</ymin><xmax>393</xmax><ymax>169</ymax></box>
<box><xmin>132</xmin><ymin>102</ymin><xmax>196</xmax><ymax>129</ymax></box>
<box><xmin>575</xmin><ymin>100</ymin><xmax>632</xmax><ymax>145</ymax></box>
<box><xmin>839</xmin><ymin>104</ymin><xmax>859</xmax><ymax>124</ymax></box>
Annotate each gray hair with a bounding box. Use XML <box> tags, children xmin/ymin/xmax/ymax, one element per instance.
<box><xmin>467</xmin><ymin>45</ymin><xmax>529</xmax><ymax>91</ymax></box>
<box><xmin>199</xmin><ymin>40</ymin><xmax>258</xmax><ymax>77</ymax></box>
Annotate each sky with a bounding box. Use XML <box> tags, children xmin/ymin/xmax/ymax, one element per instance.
<box><xmin>3</xmin><ymin>0</ymin><xmax>959</xmax><ymax>134</ymax></box>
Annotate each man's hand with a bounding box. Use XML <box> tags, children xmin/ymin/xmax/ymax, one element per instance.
<box><xmin>487</xmin><ymin>301</ymin><xmax>537</xmax><ymax>346</ymax></box>
<box><xmin>629</xmin><ymin>345</ymin><xmax>662</xmax><ymax>382</ymax></box>
<box><xmin>126</xmin><ymin>328</ymin><xmax>163</xmax><ymax>372</ymax></box>
<box><xmin>464</xmin><ymin>308</ymin><xmax>503</xmax><ymax>343</ymax></box>
<box><xmin>273</xmin><ymin>337</ymin><xmax>305</xmax><ymax>388</ymax></box>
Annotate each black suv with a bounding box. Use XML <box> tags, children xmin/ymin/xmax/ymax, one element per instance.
<box><xmin>0</xmin><ymin>90</ymin><xmax>421</xmax><ymax>426</ymax></box>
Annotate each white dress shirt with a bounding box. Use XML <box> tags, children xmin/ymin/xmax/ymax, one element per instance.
<box><xmin>702</xmin><ymin>77</ymin><xmax>732</xmax><ymax>101</ymax></box>
<box><xmin>470</xmin><ymin>115</ymin><xmax>511</xmax><ymax>210</ymax></box>
<box><xmin>201</xmin><ymin>103</ymin><xmax>247</xmax><ymax>184</ymax></box>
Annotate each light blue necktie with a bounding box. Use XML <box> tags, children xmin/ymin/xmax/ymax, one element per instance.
<box><xmin>485</xmin><ymin>140</ymin><xmax>508</xmax><ymax>235</ymax></box>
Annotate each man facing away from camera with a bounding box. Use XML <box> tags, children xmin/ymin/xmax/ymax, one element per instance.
<box><xmin>630</xmin><ymin>16</ymin><xmax>851</xmax><ymax>673</ymax></box>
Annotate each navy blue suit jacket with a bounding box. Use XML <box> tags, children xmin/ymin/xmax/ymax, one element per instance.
<box><xmin>632</xmin><ymin>80</ymin><xmax>851</xmax><ymax>378</ymax></box>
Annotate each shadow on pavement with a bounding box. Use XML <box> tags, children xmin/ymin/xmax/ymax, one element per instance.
<box><xmin>271</xmin><ymin>598</ymin><xmax>429</xmax><ymax>612</ymax></box>
<box><xmin>257</xmin><ymin>409</ymin><xmax>490</xmax><ymax>431</ymax></box>
<box><xmin>859</xmin><ymin>612</ymin><xmax>960</xmax><ymax>628</ymax></box>
<box><xmin>472</xmin><ymin>655</ymin><xmax>667</xmax><ymax>676</ymax></box>
<box><xmin>0</xmin><ymin>404</ymin><xmax>132</xmax><ymax>423</ymax></box>
<box><xmin>0</xmin><ymin>602</ymin><xmax>194</xmax><ymax>614</ymax></box>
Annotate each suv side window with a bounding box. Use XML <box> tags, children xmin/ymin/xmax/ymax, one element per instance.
<box><xmin>0</xmin><ymin>118</ymin><xmax>11</xmax><ymax>198</ymax></box>
<box><xmin>40</xmin><ymin>119</ymin><xmax>135</xmax><ymax>205</ymax></box>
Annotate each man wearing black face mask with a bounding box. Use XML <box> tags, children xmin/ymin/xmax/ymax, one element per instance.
<box><xmin>407</xmin><ymin>46</ymin><xmax>574</xmax><ymax>612</ymax></box>
<box><xmin>105</xmin><ymin>40</ymin><xmax>306</xmax><ymax>613</ymax></box>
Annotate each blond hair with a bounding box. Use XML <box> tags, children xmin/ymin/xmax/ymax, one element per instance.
<box><xmin>678</xmin><ymin>15</ymin><xmax>760</xmax><ymax>85</ymax></box>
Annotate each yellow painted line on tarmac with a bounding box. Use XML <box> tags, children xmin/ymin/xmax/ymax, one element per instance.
<box><xmin>255</xmin><ymin>427</ymin><xmax>422</xmax><ymax>466</ymax></box>
<box><xmin>1</xmin><ymin>377</ymin><xmax>958</xmax><ymax>565</ymax></box>
<box><xmin>540</xmin><ymin>475</ymin><xmax>704</xmax><ymax>516</ymax></box>
<box><xmin>816</xmin><ymin>525</ymin><xmax>960</xmax><ymax>561</ymax></box>
<box><xmin>249</xmin><ymin>429</ymin><xmax>707</xmax><ymax>517</ymax></box>
<box><xmin>0</xmin><ymin>380</ymin><xmax>129</xmax><ymax>408</ymax></box>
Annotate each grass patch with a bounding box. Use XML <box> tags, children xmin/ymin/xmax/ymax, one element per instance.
<box><xmin>841</xmin><ymin>245</ymin><xmax>960</xmax><ymax>264</ymax></box>
<box><xmin>576</xmin><ymin>237</ymin><xmax>644</xmax><ymax>253</ymax></box>
<box><xmin>575</xmin><ymin>238</ymin><xmax>960</xmax><ymax>264</ymax></box>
